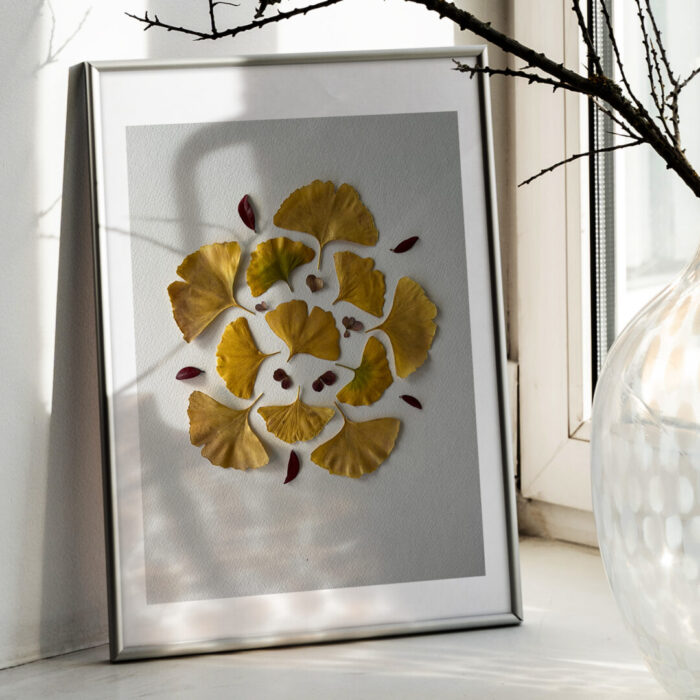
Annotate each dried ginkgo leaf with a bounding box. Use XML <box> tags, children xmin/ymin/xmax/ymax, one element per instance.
<box><xmin>216</xmin><ymin>317</ymin><xmax>279</xmax><ymax>399</ymax></box>
<box><xmin>258</xmin><ymin>388</ymin><xmax>335</xmax><ymax>443</ymax></box>
<box><xmin>246</xmin><ymin>237</ymin><xmax>315</xmax><ymax>297</ymax></box>
<box><xmin>168</xmin><ymin>241</ymin><xmax>251</xmax><ymax>342</ymax></box>
<box><xmin>310</xmin><ymin>404</ymin><xmax>401</xmax><ymax>478</ymax></box>
<box><xmin>333</xmin><ymin>251</ymin><xmax>385</xmax><ymax>317</ymax></box>
<box><xmin>371</xmin><ymin>277</ymin><xmax>438</xmax><ymax>378</ymax></box>
<box><xmin>336</xmin><ymin>336</ymin><xmax>393</xmax><ymax>406</ymax></box>
<box><xmin>265</xmin><ymin>299</ymin><xmax>340</xmax><ymax>361</ymax></box>
<box><xmin>187</xmin><ymin>391</ymin><xmax>268</xmax><ymax>470</ymax></box>
<box><xmin>273</xmin><ymin>180</ymin><xmax>379</xmax><ymax>268</ymax></box>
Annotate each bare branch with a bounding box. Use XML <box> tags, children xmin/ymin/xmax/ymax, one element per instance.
<box><xmin>124</xmin><ymin>0</ymin><xmax>700</xmax><ymax>198</ymax></box>
<box><xmin>404</xmin><ymin>0</ymin><xmax>700</xmax><ymax>196</ymax></box>
<box><xmin>571</xmin><ymin>0</ymin><xmax>603</xmax><ymax>76</ymax></box>
<box><xmin>518</xmin><ymin>138</ymin><xmax>644</xmax><ymax>187</ymax></box>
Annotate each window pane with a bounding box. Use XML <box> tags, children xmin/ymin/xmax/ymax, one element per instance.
<box><xmin>593</xmin><ymin>1</ymin><xmax>700</xmax><ymax>372</ymax></box>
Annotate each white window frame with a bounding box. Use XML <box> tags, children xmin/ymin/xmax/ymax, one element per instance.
<box><xmin>512</xmin><ymin>1</ymin><xmax>596</xmax><ymax>535</ymax></box>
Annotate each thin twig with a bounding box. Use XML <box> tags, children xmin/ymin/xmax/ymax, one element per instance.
<box><xmin>518</xmin><ymin>138</ymin><xmax>644</xmax><ymax>187</ymax></box>
<box><xmin>127</xmin><ymin>0</ymin><xmax>344</xmax><ymax>40</ymax></box>
<box><xmin>633</xmin><ymin>0</ymin><xmax>672</xmax><ymax>140</ymax></box>
<box><xmin>572</xmin><ymin>0</ymin><xmax>603</xmax><ymax>75</ymax></box>
<box><xmin>593</xmin><ymin>99</ymin><xmax>638</xmax><ymax>139</ymax></box>
<box><xmin>255</xmin><ymin>0</ymin><xmax>282</xmax><ymax>18</ymax></box>
<box><xmin>207</xmin><ymin>0</ymin><xmax>216</xmax><ymax>33</ymax></box>
<box><xmin>598</xmin><ymin>0</ymin><xmax>646</xmax><ymax>114</ymax></box>
<box><xmin>124</xmin><ymin>10</ymin><xmax>209</xmax><ymax>37</ymax></box>
<box><xmin>673</xmin><ymin>66</ymin><xmax>700</xmax><ymax>97</ymax></box>
<box><xmin>452</xmin><ymin>61</ymin><xmax>574</xmax><ymax>93</ymax></box>
<box><xmin>644</xmin><ymin>0</ymin><xmax>675</xmax><ymax>83</ymax></box>
<box><xmin>643</xmin><ymin>0</ymin><xmax>682</xmax><ymax>146</ymax></box>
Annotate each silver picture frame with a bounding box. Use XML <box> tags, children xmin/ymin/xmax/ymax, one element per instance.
<box><xmin>70</xmin><ymin>47</ymin><xmax>521</xmax><ymax>661</ymax></box>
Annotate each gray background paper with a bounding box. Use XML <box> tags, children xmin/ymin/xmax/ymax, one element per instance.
<box><xmin>126</xmin><ymin>112</ymin><xmax>484</xmax><ymax>604</ymax></box>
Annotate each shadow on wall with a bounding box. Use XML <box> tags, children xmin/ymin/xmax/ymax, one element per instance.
<box><xmin>41</xmin><ymin>65</ymin><xmax>107</xmax><ymax>659</ymax></box>
<box><xmin>39</xmin><ymin>10</ymin><xmax>281</xmax><ymax>661</ymax></box>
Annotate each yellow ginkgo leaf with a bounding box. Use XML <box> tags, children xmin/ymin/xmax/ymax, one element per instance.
<box><xmin>216</xmin><ymin>317</ymin><xmax>279</xmax><ymax>399</ymax></box>
<box><xmin>310</xmin><ymin>404</ymin><xmax>400</xmax><ymax>478</ymax></box>
<box><xmin>333</xmin><ymin>251</ymin><xmax>385</xmax><ymax>317</ymax></box>
<box><xmin>246</xmin><ymin>237</ymin><xmax>315</xmax><ymax>297</ymax></box>
<box><xmin>265</xmin><ymin>299</ymin><xmax>340</xmax><ymax>361</ymax></box>
<box><xmin>273</xmin><ymin>180</ymin><xmax>379</xmax><ymax>268</ymax></box>
<box><xmin>187</xmin><ymin>391</ymin><xmax>268</xmax><ymax>470</ymax></box>
<box><xmin>371</xmin><ymin>277</ymin><xmax>438</xmax><ymax>378</ymax></box>
<box><xmin>336</xmin><ymin>336</ymin><xmax>393</xmax><ymax>406</ymax></box>
<box><xmin>258</xmin><ymin>388</ymin><xmax>335</xmax><ymax>443</ymax></box>
<box><xmin>168</xmin><ymin>242</ymin><xmax>251</xmax><ymax>342</ymax></box>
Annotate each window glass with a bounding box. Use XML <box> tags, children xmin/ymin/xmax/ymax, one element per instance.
<box><xmin>593</xmin><ymin>1</ymin><xmax>700</xmax><ymax>374</ymax></box>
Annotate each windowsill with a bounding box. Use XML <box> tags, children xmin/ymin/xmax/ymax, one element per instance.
<box><xmin>0</xmin><ymin>538</ymin><xmax>664</xmax><ymax>698</ymax></box>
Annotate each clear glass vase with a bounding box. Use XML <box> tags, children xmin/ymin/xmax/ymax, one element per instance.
<box><xmin>591</xmin><ymin>246</ymin><xmax>700</xmax><ymax>698</ymax></box>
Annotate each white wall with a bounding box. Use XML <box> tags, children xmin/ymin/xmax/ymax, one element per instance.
<box><xmin>0</xmin><ymin>0</ymin><xmax>508</xmax><ymax>669</ymax></box>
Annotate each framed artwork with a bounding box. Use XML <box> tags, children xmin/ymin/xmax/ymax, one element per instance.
<box><xmin>80</xmin><ymin>48</ymin><xmax>521</xmax><ymax>661</ymax></box>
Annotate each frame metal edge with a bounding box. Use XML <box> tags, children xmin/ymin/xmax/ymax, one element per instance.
<box><xmin>475</xmin><ymin>48</ymin><xmax>523</xmax><ymax>622</ymax></box>
<box><xmin>83</xmin><ymin>60</ymin><xmax>125</xmax><ymax>661</ymax></box>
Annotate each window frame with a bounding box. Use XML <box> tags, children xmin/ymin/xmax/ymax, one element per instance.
<box><xmin>513</xmin><ymin>0</ymin><xmax>594</xmax><ymax>519</ymax></box>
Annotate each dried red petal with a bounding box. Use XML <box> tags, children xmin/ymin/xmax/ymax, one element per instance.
<box><xmin>312</xmin><ymin>378</ymin><xmax>324</xmax><ymax>392</ymax></box>
<box><xmin>273</xmin><ymin>368</ymin><xmax>288</xmax><ymax>382</ymax></box>
<box><xmin>284</xmin><ymin>450</ymin><xmax>300</xmax><ymax>484</ymax></box>
<box><xmin>400</xmin><ymin>394</ymin><xmax>423</xmax><ymax>409</ymax></box>
<box><xmin>350</xmin><ymin>320</ymin><xmax>364</xmax><ymax>332</ymax></box>
<box><xmin>255</xmin><ymin>301</ymin><xmax>269</xmax><ymax>312</ymax></box>
<box><xmin>342</xmin><ymin>316</ymin><xmax>355</xmax><ymax>329</ymax></box>
<box><xmin>238</xmin><ymin>194</ymin><xmax>256</xmax><ymax>231</ymax></box>
<box><xmin>320</xmin><ymin>371</ymin><xmax>337</xmax><ymax>386</ymax></box>
<box><xmin>343</xmin><ymin>330</ymin><xmax>351</xmax><ymax>338</ymax></box>
<box><xmin>391</xmin><ymin>236</ymin><xmax>419</xmax><ymax>253</ymax></box>
<box><xmin>281</xmin><ymin>377</ymin><xmax>293</xmax><ymax>390</ymax></box>
<box><xmin>176</xmin><ymin>366</ymin><xmax>204</xmax><ymax>380</ymax></box>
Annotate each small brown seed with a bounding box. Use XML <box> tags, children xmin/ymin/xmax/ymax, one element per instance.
<box><xmin>312</xmin><ymin>378</ymin><xmax>324</xmax><ymax>392</ymax></box>
<box><xmin>273</xmin><ymin>368</ymin><xmax>287</xmax><ymax>382</ymax></box>
<box><xmin>306</xmin><ymin>274</ymin><xmax>324</xmax><ymax>292</ymax></box>
<box><xmin>320</xmin><ymin>371</ymin><xmax>337</xmax><ymax>386</ymax></box>
<box><xmin>281</xmin><ymin>377</ymin><xmax>293</xmax><ymax>390</ymax></box>
<box><xmin>255</xmin><ymin>301</ymin><xmax>269</xmax><ymax>312</ymax></box>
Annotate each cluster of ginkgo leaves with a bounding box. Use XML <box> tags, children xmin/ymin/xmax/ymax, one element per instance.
<box><xmin>168</xmin><ymin>179</ymin><xmax>438</xmax><ymax>479</ymax></box>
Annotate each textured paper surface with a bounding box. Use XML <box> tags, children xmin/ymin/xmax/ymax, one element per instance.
<box><xmin>126</xmin><ymin>111</ymin><xmax>485</xmax><ymax>605</ymax></box>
